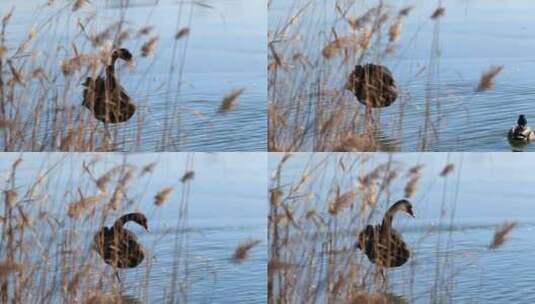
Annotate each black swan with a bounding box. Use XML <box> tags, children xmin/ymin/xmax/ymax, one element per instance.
<box><xmin>346</xmin><ymin>64</ymin><xmax>399</xmax><ymax>126</ymax></box>
<box><xmin>93</xmin><ymin>212</ymin><xmax>148</xmax><ymax>281</ymax></box>
<box><xmin>357</xmin><ymin>199</ymin><xmax>413</xmax><ymax>272</ymax></box>
<box><xmin>82</xmin><ymin>48</ymin><xmax>136</xmax><ymax>123</ymax></box>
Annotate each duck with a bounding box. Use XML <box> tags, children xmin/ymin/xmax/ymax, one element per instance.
<box><xmin>508</xmin><ymin>114</ymin><xmax>535</xmax><ymax>142</ymax></box>
<box><xmin>82</xmin><ymin>48</ymin><xmax>136</xmax><ymax>123</ymax></box>
<box><xmin>356</xmin><ymin>199</ymin><xmax>413</xmax><ymax>273</ymax></box>
<box><xmin>346</xmin><ymin>64</ymin><xmax>399</xmax><ymax>126</ymax></box>
<box><xmin>93</xmin><ymin>213</ymin><xmax>148</xmax><ymax>281</ymax></box>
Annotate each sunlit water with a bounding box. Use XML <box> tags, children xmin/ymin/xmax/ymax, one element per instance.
<box><xmin>1</xmin><ymin>0</ymin><xmax>266</xmax><ymax>151</ymax></box>
<box><xmin>270</xmin><ymin>0</ymin><xmax>535</xmax><ymax>151</ymax></box>
<box><xmin>0</xmin><ymin>153</ymin><xmax>267</xmax><ymax>303</ymax></box>
<box><xmin>269</xmin><ymin>153</ymin><xmax>535</xmax><ymax>303</ymax></box>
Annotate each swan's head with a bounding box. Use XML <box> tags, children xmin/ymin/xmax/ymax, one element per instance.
<box><xmin>389</xmin><ymin>199</ymin><xmax>414</xmax><ymax>218</ymax></box>
<box><xmin>125</xmin><ymin>212</ymin><xmax>149</xmax><ymax>231</ymax></box>
<box><xmin>112</xmin><ymin>48</ymin><xmax>133</xmax><ymax>62</ymax></box>
<box><xmin>518</xmin><ymin>114</ymin><xmax>528</xmax><ymax>127</ymax></box>
<box><xmin>136</xmin><ymin>213</ymin><xmax>149</xmax><ymax>231</ymax></box>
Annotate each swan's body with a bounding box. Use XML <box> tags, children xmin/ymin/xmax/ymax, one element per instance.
<box><xmin>347</xmin><ymin>64</ymin><xmax>399</xmax><ymax>109</ymax></box>
<box><xmin>357</xmin><ymin>199</ymin><xmax>413</xmax><ymax>268</ymax></box>
<box><xmin>82</xmin><ymin>48</ymin><xmax>136</xmax><ymax>123</ymax></box>
<box><xmin>508</xmin><ymin>115</ymin><xmax>535</xmax><ymax>142</ymax></box>
<box><xmin>93</xmin><ymin>213</ymin><xmax>148</xmax><ymax>271</ymax></box>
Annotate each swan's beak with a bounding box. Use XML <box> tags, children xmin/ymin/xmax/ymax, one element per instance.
<box><xmin>143</xmin><ymin>223</ymin><xmax>149</xmax><ymax>231</ymax></box>
<box><xmin>407</xmin><ymin>208</ymin><xmax>415</xmax><ymax>218</ymax></box>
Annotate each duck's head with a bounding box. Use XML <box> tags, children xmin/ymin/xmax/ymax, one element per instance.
<box><xmin>112</xmin><ymin>48</ymin><xmax>133</xmax><ymax>62</ymax></box>
<box><xmin>388</xmin><ymin>199</ymin><xmax>415</xmax><ymax>218</ymax></box>
<box><xmin>518</xmin><ymin>114</ymin><xmax>528</xmax><ymax>127</ymax></box>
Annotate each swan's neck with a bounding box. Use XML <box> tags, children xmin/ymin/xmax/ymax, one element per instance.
<box><xmin>112</xmin><ymin>213</ymin><xmax>146</xmax><ymax>232</ymax></box>
<box><xmin>380</xmin><ymin>208</ymin><xmax>398</xmax><ymax>231</ymax></box>
<box><xmin>106</xmin><ymin>56</ymin><xmax>118</xmax><ymax>80</ymax></box>
<box><xmin>112</xmin><ymin>213</ymin><xmax>133</xmax><ymax>230</ymax></box>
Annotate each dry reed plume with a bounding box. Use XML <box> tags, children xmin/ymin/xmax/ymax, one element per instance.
<box><xmin>141</xmin><ymin>36</ymin><xmax>159</xmax><ymax>57</ymax></box>
<box><xmin>180</xmin><ymin>170</ymin><xmax>195</xmax><ymax>183</ymax></box>
<box><xmin>232</xmin><ymin>239</ymin><xmax>262</xmax><ymax>263</ymax></box>
<box><xmin>219</xmin><ymin>88</ymin><xmax>245</xmax><ymax>114</ymax></box>
<box><xmin>430</xmin><ymin>7</ymin><xmax>445</xmax><ymax>20</ymax></box>
<box><xmin>175</xmin><ymin>28</ymin><xmax>191</xmax><ymax>40</ymax></box>
<box><xmin>154</xmin><ymin>187</ymin><xmax>174</xmax><ymax>206</ymax></box>
<box><xmin>476</xmin><ymin>66</ymin><xmax>504</xmax><ymax>92</ymax></box>
<box><xmin>489</xmin><ymin>221</ymin><xmax>517</xmax><ymax>249</ymax></box>
<box><xmin>439</xmin><ymin>163</ymin><xmax>455</xmax><ymax>177</ymax></box>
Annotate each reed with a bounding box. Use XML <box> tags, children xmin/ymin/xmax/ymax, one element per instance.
<box><xmin>489</xmin><ymin>221</ymin><xmax>517</xmax><ymax>250</ymax></box>
<box><xmin>0</xmin><ymin>1</ymin><xmax>244</xmax><ymax>151</ymax></box>
<box><xmin>268</xmin><ymin>153</ymin><xmax>515</xmax><ymax>303</ymax></box>
<box><xmin>268</xmin><ymin>1</ymin><xmax>501</xmax><ymax>151</ymax></box>
<box><xmin>232</xmin><ymin>239</ymin><xmax>262</xmax><ymax>263</ymax></box>
<box><xmin>0</xmin><ymin>153</ymin><xmax>254</xmax><ymax>303</ymax></box>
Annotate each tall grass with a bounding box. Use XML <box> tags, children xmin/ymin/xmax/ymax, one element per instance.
<box><xmin>268</xmin><ymin>153</ymin><xmax>515</xmax><ymax>303</ymax></box>
<box><xmin>0</xmin><ymin>1</ymin><xmax>244</xmax><ymax>152</ymax></box>
<box><xmin>268</xmin><ymin>1</ymin><xmax>501</xmax><ymax>152</ymax></box>
<box><xmin>0</xmin><ymin>153</ymin><xmax>260</xmax><ymax>303</ymax></box>
<box><xmin>0</xmin><ymin>153</ymin><xmax>264</xmax><ymax>303</ymax></box>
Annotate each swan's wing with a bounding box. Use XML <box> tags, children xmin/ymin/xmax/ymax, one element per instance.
<box><xmin>83</xmin><ymin>77</ymin><xmax>106</xmax><ymax>103</ymax></box>
<box><xmin>105</xmin><ymin>83</ymin><xmax>131</xmax><ymax>106</ymax></box>
<box><xmin>357</xmin><ymin>225</ymin><xmax>379</xmax><ymax>262</ymax></box>
<box><xmin>377</xmin><ymin>229</ymin><xmax>410</xmax><ymax>266</ymax></box>
<box><xmin>121</xmin><ymin>229</ymin><xmax>144</xmax><ymax>255</ymax></box>
<box><xmin>119</xmin><ymin>229</ymin><xmax>145</xmax><ymax>267</ymax></box>
<box><xmin>121</xmin><ymin>229</ymin><xmax>139</xmax><ymax>242</ymax></box>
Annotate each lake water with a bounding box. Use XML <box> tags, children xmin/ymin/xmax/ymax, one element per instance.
<box><xmin>269</xmin><ymin>153</ymin><xmax>535</xmax><ymax>303</ymax></box>
<box><xmin>269</xmin><ymin>0</ymin><xmax>535</xmax><ymax>151</ymax></box>
<box><xmin>0</xmin><ymin>0</ymin><xmax>266</xmax><ymax>151</ymax></box>
<box><xmin>0</xmin><ymin>153</ymin><xmax>267</xmax><ymax>303</ymax></box>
